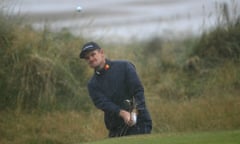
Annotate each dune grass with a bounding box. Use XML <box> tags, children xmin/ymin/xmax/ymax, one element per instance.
<box><xmin>0</xmin><ymin>110</ymin><xmax>108</xmax><ymax>144</ymax></box>
<box><xmin>0</xmin><ymin>96</ymin><xmax>240</xmax><ymax>144</ymax></box>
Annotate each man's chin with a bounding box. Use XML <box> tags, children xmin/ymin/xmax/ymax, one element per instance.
<box><xmin>90</xmin><ymin>64</ymin><xmax>98</xmax><ymax>69</ymax></box>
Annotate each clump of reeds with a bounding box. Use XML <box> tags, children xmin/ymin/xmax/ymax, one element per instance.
<box><xmin>193</xmin><ymin>1</ymin><xmax>240</xmax><ymax>64</ymax></box>
<box><xmin>0</xmin><ymin>10</ymin><xmax>92</xmax><ymax>112</ymax></box>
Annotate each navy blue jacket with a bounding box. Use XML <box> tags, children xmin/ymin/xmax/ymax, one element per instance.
<box><xmin>87</xmin><ymin>59</ymin><xmax>152</xmax><ymax>130</ymax></box>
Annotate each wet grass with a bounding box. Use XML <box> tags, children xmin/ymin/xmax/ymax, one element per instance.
<box><xmin>83</xmin><ymin>130</ymin><xmax>240</xmax><ymax>144</ymax></box>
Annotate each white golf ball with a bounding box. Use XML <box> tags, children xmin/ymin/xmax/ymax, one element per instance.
<box><xmin>76</xmin><ymin>6</ymin><xmax>82</xmax><ymax>12</ymax></box>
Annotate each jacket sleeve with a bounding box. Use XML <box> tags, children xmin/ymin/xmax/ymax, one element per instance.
<box><xmin>125</xmin><ymin>62</ymin><xmax>146</xmax><ymax>110</ymax></box>
<box><xmin>88</xmin><ymin>83</ymin><xmax>121</xmax><ymax>114</ymax></box>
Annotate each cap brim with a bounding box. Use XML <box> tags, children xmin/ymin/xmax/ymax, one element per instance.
<box><xmin>79</xmin><ymin>47</ymin><xmax>98</xmax><ymax>58</ymax></box>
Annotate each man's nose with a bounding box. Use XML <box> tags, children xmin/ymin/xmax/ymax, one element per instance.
<box><xmin>88</xmin><ymin>56</ymin><xmax>95</xmax><ymax>62</ymax></box>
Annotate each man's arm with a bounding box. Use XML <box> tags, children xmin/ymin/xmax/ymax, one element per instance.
<box><xmin>88</xmin><ymin>84</ymin><xmax>121</xmax><ymax>114</ymax></box>
<box><xmin>88</xmin><ymin>83</ymin><xmax>133</xmax><ymax>126</ymax></box>
<box><xmin>125</xmin><ymin>62</ymin><xmax>146</xmax><ymax>110</ymax></box>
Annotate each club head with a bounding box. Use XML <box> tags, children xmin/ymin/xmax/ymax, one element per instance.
<box><xmin>124</xmin><ymin>99</ymin><xmax>133</xmax><ymax>111</ymax></box>
<box><xmin>124</xmin><ymin>99</ymin><xmax>131</xmax><ymax>105</ymax></box>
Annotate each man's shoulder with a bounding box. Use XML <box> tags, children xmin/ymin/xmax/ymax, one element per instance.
<box><xmin>111</xmin><ymin>59</ymin><xmax>135</xmax><ymax>69</ymax></box>
<box><xmin>111</xmin><ymin>59</ymin><xmax>133</xmax><ymax>66</ymax></box>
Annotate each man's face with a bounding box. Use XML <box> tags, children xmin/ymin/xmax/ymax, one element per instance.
<box><xmin>84</xmin><ymin>49</ymin><xmax>105</xmax><ymax>69</ymax></box>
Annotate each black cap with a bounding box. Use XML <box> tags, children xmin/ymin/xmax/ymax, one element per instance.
<box><xmin>79</xmin><ymin>41</ymin><xmax>101</xmax><ymax>58</ymax></box>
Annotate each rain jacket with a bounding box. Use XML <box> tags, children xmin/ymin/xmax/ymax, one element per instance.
<box><xmin>87</xmin><ymin>59</ymin><xmax>152</xmax><ymax>131</ymax></box>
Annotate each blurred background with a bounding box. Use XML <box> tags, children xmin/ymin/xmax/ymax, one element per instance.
<box><xmin>3</xmin><ymin>0</ymin><xmax>239</xmax><ymax>42</ymax></box>
<box><xmin>1</xmin><ymin>0</ymin><xmax>240</xmax><ymax>144</ymax></box>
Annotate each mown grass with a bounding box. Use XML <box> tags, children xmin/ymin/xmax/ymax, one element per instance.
<box><xmin>83</xmin><ymin>130</ymin><xmax>240</xmax><ymax>144</ymax></box>
<box><xmin>1</xmin><ymin>1</ymin><xmax>240</xmax><ymax>144</ymax></box>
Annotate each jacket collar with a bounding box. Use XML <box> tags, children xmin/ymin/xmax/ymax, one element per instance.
<box><xmin>95</xmin><ymin>59</ymin><xmax>111</xmax><ymax>76</ymax></box>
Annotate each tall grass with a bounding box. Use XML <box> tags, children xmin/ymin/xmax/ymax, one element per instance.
<box><xmin>0</xmin><ymin>13</ymin><xmax>92</xmax><ymax>111</ymax></box>
<box><xmin>193</xmin><ymin>0</ymin><xmax>240</xmax><ymax>63</ymax></box>
<box><xmin>0</xmin><ymin>110</ymin><xmax>107</xmax><ymax>144</ymax></box>
<box><xmin>0</xmin><ymin>9</ymin><xmax>18</xmax><ymax>109</ymax></box>
<box><xmin>150</xmin><ymin>96</ymin><xmax>240</xmax><ymax>133</ymax></box>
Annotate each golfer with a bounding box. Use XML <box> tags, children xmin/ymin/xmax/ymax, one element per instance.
<box><xmin>79</xmin><ymin>41</ymin><xmax>152</xmax><ymax>137</ymax></box>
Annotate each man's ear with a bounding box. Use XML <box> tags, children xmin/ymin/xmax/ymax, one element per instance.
<box><xmin>100</xmin><ymin>49</ymin><xmax>104</xmax><ymax>54</ymax></box>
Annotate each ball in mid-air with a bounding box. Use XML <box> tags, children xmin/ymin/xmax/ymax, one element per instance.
<box><xmin>76</xmin><ymin>6</ymin><xmax>82</xmax><ymax>12</ymax></box>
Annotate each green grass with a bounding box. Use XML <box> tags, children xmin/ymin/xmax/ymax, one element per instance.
<box><xmin>83</xmin><ymin>130</ymin><xmax>240</xmax><ymax>144</ymax></box>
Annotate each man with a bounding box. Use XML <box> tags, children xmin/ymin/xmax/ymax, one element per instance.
<box><xmin>79</xmin><ymin>41</ymin><xmax>152</xmax><ymax>137</ymax></box>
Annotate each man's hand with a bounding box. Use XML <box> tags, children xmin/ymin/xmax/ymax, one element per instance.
<box><xmin>119</xmin><ymin>110</ymin><xmax>136</xmax><ymax>126</ymax></box>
